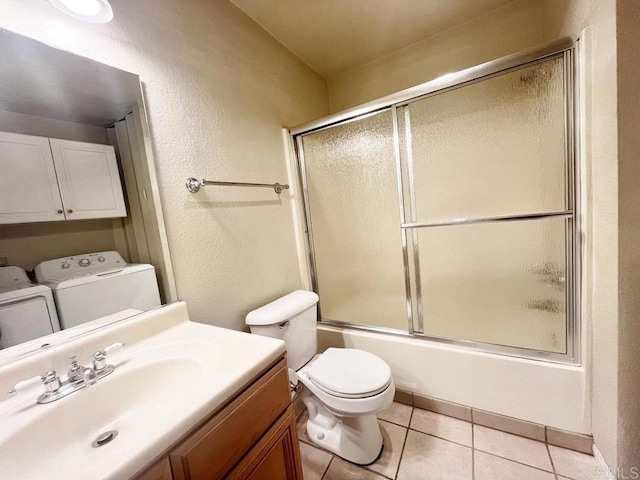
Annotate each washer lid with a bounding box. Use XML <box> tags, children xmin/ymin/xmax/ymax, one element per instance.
<box><xmin>0</xmin><ymin>266</ymin><xmax>32</xmax><ymax>293</ymax></box>
<box><xmin>41</xmin><ymin>264</ymin><xmax>155</xmax><ymax>290</ymax></box>
<box><xmin>306</xmin><ymin>348</ymin><xmax>391</xmax><ymax>397</ymax></box>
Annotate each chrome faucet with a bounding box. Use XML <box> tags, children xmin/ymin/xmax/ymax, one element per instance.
<box><xmin>7</xmin><ymin>342</ymin><xmax>125</xmax><ymax>404</ymax></box>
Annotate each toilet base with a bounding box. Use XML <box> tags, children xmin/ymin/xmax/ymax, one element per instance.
<box><xmin>302</xmin><ymin>393</ymin><xmax>384</xmax><ymax>465</ymax></box>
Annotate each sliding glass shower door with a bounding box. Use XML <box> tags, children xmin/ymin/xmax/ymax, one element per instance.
<box><xmin>299</xmin><ymin>111</ymin><xmax>409</xmax><ymax>331</ymax></box>
<box><xmin>294</xmin><ymin>43</ymin><xmax>577</xmax><ymax>362</ymax></box>
<box><xmin>398</xmin><ymin>55</ymin><xmax>571</xmax><ymax>354</ymax></box>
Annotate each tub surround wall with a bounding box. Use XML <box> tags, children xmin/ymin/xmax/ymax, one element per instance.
<box><xmin>0</xmin><ymin>0</ymin><xmax>329</xmax><ymax>332</ymax></box>
<box><xmin>317</xmin><ymin>326</ymin><xmax>589</xmax><ymax>434</ymax></box>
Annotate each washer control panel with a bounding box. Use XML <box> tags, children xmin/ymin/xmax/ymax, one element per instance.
<box><xmin>35</xmin><ymin>251</ymin><xmax>126</xmax><ymax>283</ymax></box>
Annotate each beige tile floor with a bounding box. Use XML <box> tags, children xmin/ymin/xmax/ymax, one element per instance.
<box><xmin>297</xmin><ymin>401</ymin><xmax>602</xmax><ymax>480</ymax></box>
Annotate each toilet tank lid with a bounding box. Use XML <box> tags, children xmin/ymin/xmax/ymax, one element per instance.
<box><xmin>245</xmin><ymin>290</ymin><xmax>319</xmax><ymax>326</ymax></box>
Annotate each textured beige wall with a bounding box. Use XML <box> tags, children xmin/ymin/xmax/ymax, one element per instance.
<box><xmin>0</xmin><ymin>220</ymin><xmax>119</xmax><ymax>270</ymax></box>
<box><xmin>539</xmin><ymin>0</ymin><xmax>592</xmax><ymax>39</ymax></box>
<box><xmin>616</xmin><ymin>0</ymin><xmax>640</xmax><ymax>471</ymax></box>
<box><xmin>586</xmin><ymin>2</ymin><xmax>619</xmax><ymax>466</ymax></box>
<box><xmin>532</xmin><ymin>0</ymin><xmax>640</xmax><ymax>468</ymax></box>
<box><xmin>541</xmin><ymin>0</ymin><xmax>620</xmax><ymax>466</ymax></box>
<box><xmin>0</xmin><ymin>0</ymin><xmax>329</xmax><ymax>330</ymax></box>
<box><xmin>327</xmin><ymin>0</ymin><xmax>546</xmax><ymax>112</ymax></box>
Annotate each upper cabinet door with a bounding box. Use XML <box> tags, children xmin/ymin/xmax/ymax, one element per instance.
<box><xmin>0</xmin><ymin>131</ymin><xmax>65</xmax><ymax>224</ymax></box>
<box><xmin>49</xmin><ymin>139</ymin><xmax>126</xmax><ymax>220</ymax></box>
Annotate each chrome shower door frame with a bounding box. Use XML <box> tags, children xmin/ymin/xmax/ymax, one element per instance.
<box><xmin>291</xmin><ymin>37</ymin><xmax>581</xmax><ymax>365</ymax></box>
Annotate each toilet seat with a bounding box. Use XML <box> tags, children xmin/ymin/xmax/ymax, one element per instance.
<box><xmin>306</xmin><ymin>348</ymin><xmax>392</xmax><ymax>399</ymax></box>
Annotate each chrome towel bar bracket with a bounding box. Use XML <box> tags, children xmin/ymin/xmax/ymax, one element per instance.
<box><xmin>185</xmin><ymin>177</ymin><xmax>289</xmax><ymax>194</ymax></box>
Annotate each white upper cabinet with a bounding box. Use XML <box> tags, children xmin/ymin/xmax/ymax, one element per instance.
<box><xmin>0</xmin><ymin>132</ymin><xmax>126</xmax><ymax>224</ymax></box>
<box><xmin>0</xmin><ymin>131</ymin><xmax>65</xmax><ymax>224</ymax></box>
<box><xmin>49</xmin><ymin>139</ymin><xmax>126</xmax><ymax>220</ymax></box>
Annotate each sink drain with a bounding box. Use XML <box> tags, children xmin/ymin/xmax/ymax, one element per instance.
<box><xmin>92</xmin><ymin>430</ymin><xmax>118</xmax><ymax>448</ymax></box>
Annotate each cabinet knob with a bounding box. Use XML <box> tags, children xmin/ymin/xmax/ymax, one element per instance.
<box><xmin>67</xmin><ymin>209</ymin><xmax>73</xmax><ymax>214</ymax></box>
<box><xmin>56</xmin><ymin>209</ymin><xmax>63</xmax><ymax>214</ymax></box>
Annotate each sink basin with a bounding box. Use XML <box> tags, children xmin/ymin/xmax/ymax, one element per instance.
<box><xmin>1</xmin><ymin>356</ymin><xmax>205</xmax><ymax>479</ymax></box>
<box><xmin>0</xmin><ymin>302</ymin><xmax>286</xmax><ymax>479</ymax></box>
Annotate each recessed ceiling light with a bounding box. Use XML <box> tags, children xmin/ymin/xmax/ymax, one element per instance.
<box><xmin>48</xmin><ymin>0</ymin><xmax>114</xmax><ymax>23</ymax></box>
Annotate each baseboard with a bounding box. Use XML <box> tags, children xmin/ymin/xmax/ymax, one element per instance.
<box><xmin>395</xmin><ymin>388</ymin><xmax>593</xmax><ymax>455</ymax></box>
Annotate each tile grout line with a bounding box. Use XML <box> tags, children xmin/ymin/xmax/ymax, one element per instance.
<box><xmin>471</xmin><ymin>414</ymin><xmax>476</xmax><ymax>480</ymax></box>
<box><xmin>413</xmin><ymin>404</ymin><xmax>471</xmax><ymax>423</ymax></box>
<box><xmin>406</xmin><ymin>426</ymin><xmax>473</xmax><ymax>449</ymax></box>
<box><xmin>474</xmin><ymin>447</ymin><xmax>558</xmax><ymax>475</ymax></box>
<box><xmin>320</xmin><ymin>455</ymin><xmax>334</xmax><ymax>480</ymax></box>
<box><xmin>545</xmin><ymin>441</ymin><xmax>560</xmax><ymax>480</ymax></box>
<box><xmin>393</xmin><ymin>406</ymin><xmax>414</xmax><ymax>480</ymax></box>
<box><xmin>545</xmin><ymin>425</ymin><xmax>560</xmax><ymax>480</ymax></box>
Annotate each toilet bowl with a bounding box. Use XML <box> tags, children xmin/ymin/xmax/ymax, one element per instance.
<box><xmin>295</xmin><ymin>348</ymin><xmax>395</xmax><ymax>464</ymax></box>
<box><xmin>245</xmin><ymin>290</ymin><xmax>395</xmax><ymax>465</ymax></box>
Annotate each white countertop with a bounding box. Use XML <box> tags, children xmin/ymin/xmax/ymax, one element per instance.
<box><xmin>0</xmin><ymin>302</ymin><xmax>286</xmax><ymax>479</ymax></box>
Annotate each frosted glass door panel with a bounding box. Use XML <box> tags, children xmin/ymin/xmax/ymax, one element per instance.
<box><xmin>417</xmin><ymin>217</ymin><xmax>567</xmax><ymax>353</ymax></box>
<box><xmin>406</xmin><ymin>57</ymin><xmax>566</xmax><ymax>223</ymax></box>
<box><xmin>302</xmin><ymin>111</ymin><xmax>407</xmax><ymax>330</ymax></box>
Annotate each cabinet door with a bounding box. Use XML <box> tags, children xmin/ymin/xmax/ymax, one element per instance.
<box><xmin>170</xmin><ymin>360</ymin><xmax>290</xmax><ymax>480</ymax></box>
<box><xmin>228</xmin><ymin>407</ymin><xmax>303</xmax><ymax>480</ymax></box>
<box><xmin>0</xmin><ymin>131</ymin><xmax>64</xmax><ymax>224</ymax></box>
<box><xmin>49</xmin><ymin>139</ymin><xmax>126</xmax><ymax>220</ymax></box>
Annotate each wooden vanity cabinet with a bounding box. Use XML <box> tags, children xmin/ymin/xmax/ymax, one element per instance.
<box><xmin>135</xmin><ymin>357</ymin><xmax>303</xmax><ymax>480</ymax></box>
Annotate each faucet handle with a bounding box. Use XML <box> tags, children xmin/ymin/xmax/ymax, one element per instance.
<box><xmin>8</xmin><ymin>375</ymin><xmax>42</xmax><ymax>396</ymax></box>
<box><xmin>8</xmin><ymin>370</ymin><xmax>61</xmax><ymax>397</ymax></box>
<box><xmin>42</xmin><ymin>370</ymin><xmax>62</xmax><ymax>392</ymax></box>
<box><xmin>104</xmin><ymin>342</ymin><xmax>125</xmax><ymax>354</ymax></box>
<box><xmin>67</xmin><ymin>356</ymin><xmax>84</xmax><ymax>382</ymax></box>
<box><xmin>93</xmin><ymin>342</ymin><xmax>125</xmax><ymax>372</ymax></box>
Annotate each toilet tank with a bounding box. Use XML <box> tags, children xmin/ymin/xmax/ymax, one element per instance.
<box><xmin>245</xmin><ymin>290</ymin><xmax>319</xmax><ymax>371</ymax></box>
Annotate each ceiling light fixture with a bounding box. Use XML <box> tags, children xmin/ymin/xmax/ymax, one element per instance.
<box><xmin>48</xmin><ymin>0</ymin><xmax>114</xmax><ymax>23</ymax></box>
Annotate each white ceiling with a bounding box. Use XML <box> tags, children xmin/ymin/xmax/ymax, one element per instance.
<box><xmin>231</xmin><ymin>0</ymin><xmax>514</xmax><ymax>78</ymax></box>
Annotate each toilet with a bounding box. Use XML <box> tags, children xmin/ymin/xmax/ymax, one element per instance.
<box><xmin>245</xmin><ymin>290</ymin><xmax>395</xmax><ymax>465</ymax></box>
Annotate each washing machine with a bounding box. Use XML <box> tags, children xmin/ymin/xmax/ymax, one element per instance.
<box><xmin>0</xmin><ymin>266</ymin><xmax>61</xmax><ymax>349</ymax></box>
<box><xmin>35</xmin><ymin>251</ymin><xmax>161</xmax><ymax>330</ymax></box>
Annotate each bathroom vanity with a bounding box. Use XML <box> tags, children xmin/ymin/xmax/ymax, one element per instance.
<box><xmin>0</xmin><ymin>302</ymin><xmax>302</xmax><ymax>479</ymax></box>
<box><xmin>137</xmin><ymin>357</ymin><xmax>300</xmax><ymax>480</ymax></box>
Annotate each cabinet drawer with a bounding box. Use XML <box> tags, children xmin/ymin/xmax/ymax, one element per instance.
<box><xmin>170</xmin><ymin>359</ymin><xmax>290</xmax><ymax>480</ymax></box>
